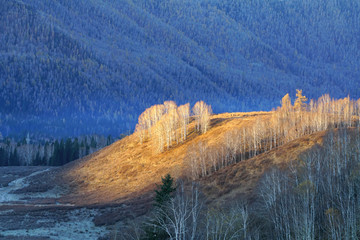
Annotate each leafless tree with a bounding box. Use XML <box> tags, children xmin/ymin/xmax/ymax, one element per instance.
<box><xmin>205</xmin><ymin>202</ymin><xmax>250</xmax><ymax>240</ymax></box>
<box><xmin>152</xmin><ymin>181</ymin><xmax>204</xmax><ymax>240</ymax></box>
<box><xmin>178</xmin><ymin>104</ymin><xmax>190</xmax><ymax>142</ymax></box>
<box><xmin>258</xmin><ymin>129</ymin><xmax>360</xmax><ymax>239</ymax></box>
<box><xmin>115</xmin><ymin>219</ymin><xmax>144</xmax><ymax>240</ymax></box>
<box><xmin>193</xmin><ymin>101</ymin><xmax>212</xmax><ymax>134</ymax></box>
<box><xmin>187</xmin><ymin>142</ymin><xmax>209</xmax><ymax>179</ymax></box>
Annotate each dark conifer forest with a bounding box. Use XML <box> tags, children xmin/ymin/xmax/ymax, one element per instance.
<box><xmin>1</xmin><ymin>0</ymin><xmax>360</xmax><ymax>137</ymax></box>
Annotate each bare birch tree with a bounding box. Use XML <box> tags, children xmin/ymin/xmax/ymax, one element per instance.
<box><xmin>177</xmin><ymin>104</ymin><xmax>190</xmax><ymax>142</ymax></box>
<box><xmin>153</xmin><ymin>181</ymin><xmax>204</xmax><ymax>240</ymax></box>
<box><xmin>205</xmin><ymin>202</ymin><xmax>250</xmax><ymax>240</ymax></box>
<box><xmin>193</xmin><ymin>101</ymin><xmax>212</xmax><ymax>134</ymax></box>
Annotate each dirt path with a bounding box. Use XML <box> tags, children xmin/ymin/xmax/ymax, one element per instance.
<box><xmin>0</xmin><ymin>168</ymin><xmax>51</xmax><ymax>203</ymax></box>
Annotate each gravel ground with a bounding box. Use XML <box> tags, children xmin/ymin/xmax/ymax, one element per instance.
<box><xmin>0</xmin><ymin>167</ymin><xmax>112</xmax><ymax>240</ymax></box>
<box><xmin>0</xmin><ymin>207</ymin><xmax>109</xmax><ymax>240</ymax></box>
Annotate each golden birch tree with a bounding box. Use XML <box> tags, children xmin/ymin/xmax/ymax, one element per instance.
<box><xmin>294</xmin><ymin>89</ymin><xmax>308</xmax><ymax>111</ymax></box>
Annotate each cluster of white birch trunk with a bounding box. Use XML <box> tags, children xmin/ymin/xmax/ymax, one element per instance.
<box><xmin>260</xmin><ymin>128</ymin><xmax>360</xmax><ymax>240</ymax></box>
<box><xmin>116</xmin><ymin>181</ymin><xmax>252</xmax><ymax>240</ymax></box>
<box><xmin>135</xmin><ymin>100</ymin><xmax>212</xmax><ymax>152</ymax></box>
<box><xmin>188</xmin><ymin>92</ymin><xmax>360</xmax><ymax>179</ymax></box>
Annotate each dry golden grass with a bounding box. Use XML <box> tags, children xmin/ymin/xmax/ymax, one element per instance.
<box><xmin>59</xmin><ymin>111</ymin><xmax>272</xmax><ymax>205</ymax></box>
<box><xmin>57</xmin><ymin>110</ymin><xmax>332</xmax><ymax>210</ymax></box>
<box><xmin>199</xmin><ymin>130</ymin><xmax>325</xmax><ymax>204</ymax></box>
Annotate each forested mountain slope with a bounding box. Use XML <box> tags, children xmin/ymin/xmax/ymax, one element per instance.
<box><xmin>1</xmin><ymin>0</ymin><xmax>360</xmax><ymax>137</ymax></box>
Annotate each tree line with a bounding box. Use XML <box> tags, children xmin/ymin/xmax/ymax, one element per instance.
<box><xmin>0</xmin><ymin>135</ymin><xmax>114</xmax><ymax>166</ymax></box>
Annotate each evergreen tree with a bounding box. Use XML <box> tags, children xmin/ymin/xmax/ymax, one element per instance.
<box><xmin>41</xmin><ymin>155</ymin><xmax>47</xmax><ymax>165</ymax></box>
<box><xmin>85</xmin><ymin>138</ymin><xmax>90</xmax><ymax>155</ymax></box>
<box><xmin>154</xmin><ymin>174</ymin><xmax>176</xmax><ymax>209</ymax></box>
<box><xmin>90</xmin><ymin>136</ymin><xmax>97</xmax><ymax>148</ymax></box>
<box><xmin>106</xmin><ymin>135</ymin><xmax>112</xmax><ymax>146</ymax></box>
<box><xmin>50</xmin><ymin>140</ymin><xmax>60</xmax><ymax>166</ymax></box>
<box><xmin>9</xmin><ymin>149</ymin><xmax>20</xmax><ymax>166</ymax></box>
<box><xmin>64</xmin><ymin>138</ymin><xmax>73</xmax><ymax>164</ymax></box>
<box><xmin>32</xmin><ymin>150</ymin><xmax>42</xmax><ymax>166</ymax></box>
<box><xmin>43</xmin><ymin>141</ymin><xmax>49</xmax><ymax>165</ymax></box>
<box><xmin>59</xmin><ymin>139</ymin><xmax>65</xmax><ymax>165</ymax></box>
<box><xmin>72</xmin><ymin>138</ymin><xmax>80</xmax><ymax>161</ymax></box>
<box><xmin>80</xmin><ymin>140</ymin><xmax>85</xmax><ymax>156</ymax></box>
<box><xmin>0</xmin><ymin>147</ymin><xmax>8</xmax><ymax>166</ymax></box>
<box><xmin>143</xmin><ymin>174</ymin><xmax>176</xmax><ymax>240</ymax></box>
<box><xmin>5</xmin><ymin>139</ymin><xmax>10</xmax><ymax>147</ymax></box>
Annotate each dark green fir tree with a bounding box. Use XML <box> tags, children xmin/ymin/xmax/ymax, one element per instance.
<box><xmin>143</xmin><ymin>174</ymin><xmax>176</xmax><ymax>240</ymax></box>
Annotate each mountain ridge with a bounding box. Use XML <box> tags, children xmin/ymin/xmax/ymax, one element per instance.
<box><xmin>1</xmin><ymin>0</ymin><xmax>360</xmax><ymax>137</ymax></box>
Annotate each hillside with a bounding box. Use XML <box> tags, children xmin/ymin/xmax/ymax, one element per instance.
<box><xmin>58</xmin><ymin>112</ymin><xmax>270</xmax><ymax>204</ymax></box>
<box><xmin>56</xmin><ymin>92</ymin><xmax>359</xmax><ymax>207</ymax></box>
<box><xmin>200</xmin><ymin>130</ymin><xmax>326</xmax><ymax>203</ymax></box>
<box><xmin>52</xmin><ymin>110</ymin><xmax>328</xmax><ymax>209</ymax></box>
<box><xmin>1</xmin><ymin>107</ymin><xmax>359</xmax><ymax>238</ymax></box>
<box><xmin>1</xmin><ymin>0</ymin><xmax>360</xmax><ymax>137</ymax></box>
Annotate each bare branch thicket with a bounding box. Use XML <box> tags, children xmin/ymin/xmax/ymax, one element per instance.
<box><xmin>152</xmin><ymin>181</ymin><xmax>204</xmax><ymax>240</ymax></box>
<box><xmin>205</xmin><ymin>201</ymin><xmax>252</xmax><ymax>240</ymax></box>
<box><xmin>258</xmin><ymin>129</ymin><xmax>360</xmax><ymax>239</ymax></box>
<box><xmin>114</xmin><ymin>220</ymin><xmax>144</xmax><ymax>240</ymax></box>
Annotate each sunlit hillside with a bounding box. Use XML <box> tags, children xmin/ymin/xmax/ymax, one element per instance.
<box><xmin>57</xmin><ymin>94</ymin><xmax>360</xmax><ymax>207</ymax></box>
<box><xmin>59</xmin><ymin>111</ymin><xmax>271</xmax><ymax>205</ymax></box>
<box><xmin>2</xmin><ymin>94</ymin><xmax>360</xmax><ymax>238</ymax></box>
<box><xmin>200</xmin><ymin>130</ymin><xmax>326</xmax><ymax>203</ymax></box>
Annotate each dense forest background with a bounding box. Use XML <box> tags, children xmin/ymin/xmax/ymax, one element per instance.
<box><xmin>0</xmin><ymin>134</ymin><xmax>115</xmax><ymax>166</ymax></box>
<box><xmin>1</xmin><ymin>0</ymin><xmax>360</xmax><ymax>137</ymax></box>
